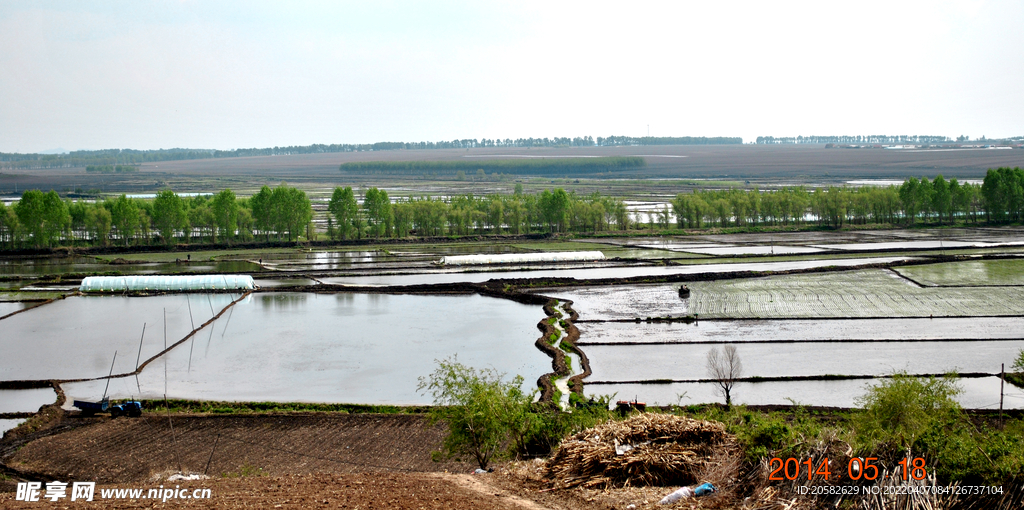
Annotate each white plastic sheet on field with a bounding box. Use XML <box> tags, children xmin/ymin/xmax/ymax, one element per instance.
<box><xmin>438</xmin><ymin>251</ymin><xmax>605</xmax><ymax>266</ymax></box>
<box><xmin>79</xmin><ymin>275</ymin><xmax>256</xmax><ymax>292</ymax></box>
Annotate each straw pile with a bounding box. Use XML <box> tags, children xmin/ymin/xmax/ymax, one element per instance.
<box><xmin>545</xmin><ymin>413</ymin><xmax>732</xmax><ymax>489</ymax></box>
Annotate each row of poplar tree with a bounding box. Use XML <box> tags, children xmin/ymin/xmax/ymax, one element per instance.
<box><xmin>0</xmin><ymin>185</ymin><xmax>313</xmax><ymax>249</ymax></box>
<box><xmin>1</xmin><ymin>168</ymin><xmax>1021</xmax><ymax>249</ymax></box>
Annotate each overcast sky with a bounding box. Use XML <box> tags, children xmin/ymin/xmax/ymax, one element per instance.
<box><xmin>1</xmin><ymin>1</ymin><xmax>1022</xmax><ymax>153</ymax></box>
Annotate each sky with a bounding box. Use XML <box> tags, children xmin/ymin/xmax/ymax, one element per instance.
<box><xmin>1</xmin><ymin>0</ymin><xmax>1022</xmax><ymax>153</ymax></box>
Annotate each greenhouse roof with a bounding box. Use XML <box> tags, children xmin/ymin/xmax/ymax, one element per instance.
<box><xmin>80</xmin><ymin>275</ymin><xmax>256</xmax><ymax>292</ymax></box>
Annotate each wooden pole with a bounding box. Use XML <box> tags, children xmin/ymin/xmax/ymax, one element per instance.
<box><xmin>1000</xmin><ymin>363</ymin><xmax>1005</xmax><ymax>428</ymax></box>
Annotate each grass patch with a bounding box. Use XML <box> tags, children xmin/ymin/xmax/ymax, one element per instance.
<box><xmin>678</xmin><ymin>403</ymin><xmax>1024</xmax><ymax>484</ymax></box>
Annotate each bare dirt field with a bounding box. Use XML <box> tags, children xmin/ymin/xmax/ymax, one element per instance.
<box><xmin>0</xmin><ymin>413</ymin><xmax>680</xmax><ymax>510</ymax></box>
<box><xmin>5</xmin><ymin>414</ymin><xmax>470</xmax><ymax>483</ymax></box>
<box><xmin>3</xmin><ymin>144</ymin><xmax>1022</xmax><ymax>195</ymax></box>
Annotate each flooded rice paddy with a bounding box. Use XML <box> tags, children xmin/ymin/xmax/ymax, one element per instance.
<box><xmin>895</xmin><ymin>258</ymin><xmax>1024</xmax><ymax>286</ymax></box>
<box><xmin>0</xmin><ymin>419</ymin><xmax>26</xmax><ymax>435</ymax></box>
<box><xmin>811</xmin><ymin>240</ymin><xmax>992</xmax><ymax>251</ymax></box>
<box><xmin>0</xmin><ymin>294</ymin><xmax>232</xmax><ymax>380</ymax></box>
<box><xmin>688</xmin><ymin>270</ymin><xmax>1024</xmax><ymax>318</ymax></box>
<box><xmin>0</xmin><ymin>301</ymin><xmax>42</xmax><ymax>317</ymax></box>
<box><xmin>584</xmin><ymin>341</ymin><xmax>1019</xmax><ymax>381</ymax></box>
<box><xmin>551</xmin><ymin>271</ymin><xmax>1024</xmax><ymax>321</ymax></box>
<box><xmin>58</xmin><ymin>293</ymin><xmax>547</xmax><ymax>405</ymax></box>
<box><xmin>3</xmin><ymin>227</ymin><xmax>1024</xmax><ymax>411</ymax></box>
<box><xmin>592</xmin><ymin>377</ymin><xmax>1024</xmax><ymax>410</ymax></box>
<box><xmin>677</xmin><ymin>245</ymin><xmax>825</xmax><ymax>256</ymax></box>
<box><xmin>0</xmin><ymin>388</ymin><xmax>56</xmax><ymax>413</ymax></box>
<box><xmin>321</xmin><ymin>256</ymin><xmax>917</xmax><ymax>286</ymax></box>
<box><xmin>575</xmin><ymin>317</ymin><xmax>1024</xmax><ymax>344</ymax></box>
<box><xmin>0</xmin><ymin>256</ymin><xmax>259</xmax><ymax>277</ymax></box>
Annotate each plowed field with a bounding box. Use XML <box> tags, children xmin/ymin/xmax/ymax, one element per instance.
<box><xmin>7</xmin><ymin>414</ymin><xmax>470</xmax><ymax>483</ymax></box>
<box><xmin>0</xmin><ymin>414</ymin><xmax>615</xmax><ymax>510</ymax></box>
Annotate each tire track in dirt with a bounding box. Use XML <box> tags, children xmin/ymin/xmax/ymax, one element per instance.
<box><xmin>443</xmin><ymin>473</ymin><xmax>558</xmax><ymax>510</ymax></box>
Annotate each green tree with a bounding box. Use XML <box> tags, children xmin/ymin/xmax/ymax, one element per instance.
<box><xmin>13</xmin><ymin>190</ymin><xmax>46</xmax><ymax>246</ymax></box>
<box><xmin>85</xmin><ymin>204</ymin><xmax>112</xmax><ymax>246</ymax></box>
<box><xmin>0</xmin><ymin>201</ymin><xmax>19</xmax><ymax>248</ymax></box>
<box><xmin>486</xmin><ymin>195</ymin><xmax>504</xmax><ymax>234</ymax></box>
<box><xmin>418</xmin><ymin>357</ymin><xmax>534</xmax><ymax>469</ymax></box>
<box><xmin>363</xmin><ymin>187</ymin><xmax>392</xmax><ymax>238</ymax></box>
<box><xmin>211</xmin><ymin>189</ymin><xmax>239</xmax><ymax>242</ymax></box>
<box><xmin>152</xmin><ymin>190</ymin><xmax>188</xmax><ymax>244</ymax></box>
<box><xmin>982</xmin><ymin>167</ymin><xmax>1024</xmax><ymax>222</ymax></box>
<box><xmin>539</xmin><ymin>188</ymin><xmax>570</xmax><ymax>232</ymax></box>
<box><xmin>931</xmin><ymin>175</ymin><xmax>951</xmax><ymax>223</ymax></box>
<box><xmin>328</xmin><ymin>186</ymin><xmax>359</xmax><ymax>240</ymax></box>
<box><xmin>899</xmin><ymin>177</ymin><xmax>921</xmax><ymax>224</ymax></box>
<box><xmin>14</xmin><ymin>190</ymin><xmax>69</xmax><ymax>247</ymax></box>
<box><xmin>392</xmin><ymin>200</ymin><xmax>413</xmax><ymax>237</ymax></box>
<box><xmin>188</xmin><ymin>197</ymin><xmax>215</xmax><ymax>243</ymax></box>
<box><xmin>68</xmin><ymin>200</ymin><xmax>89</xmax><ymax>245</ymax></box>
<box><xmin>109</xmin><ymin>195</ymin><xmax>141</xmax><ymax>246</ymax></box>
<box><xmin>236</xmin><ymin>206</ymin><xmax>255</xmax><ymax>241</ymax></box>
<box><xmin>249</xmin><ymin>185</ymin><xmax>275</xmax><ymax>240</ymax></box>
<box><xmin>271</xmin><ymin>185</ymin><xmax>312</xmax><ymax>241</ymax></box>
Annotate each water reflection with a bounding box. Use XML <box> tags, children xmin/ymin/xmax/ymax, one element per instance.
<box><xmin>585</xmin><ymin>341</ymin><xmax>1018</xmax><ymax>381</ymax></box>
<box><xmin>0</xmin><ymin>388</ymin><xmax>56</xmax><ymax>413</ymax></box>
<box><xmin>0</xmin><ymin>418</ymin><xmax>27</xmax><ymax>435</ymax></box>
<box><xmin>64</xmin><ymin>292</ymin><xmax>548</xmax><ymax>405</ymax></box>
<box><xmin>259</xmin><ymin>293</ymin><xmax>308</xmax><ymax>310</ymax></box>
<box><xmin>0</xmin><ymin>294</ymin><xmax>234</xmax><ymax>380</ymax></box>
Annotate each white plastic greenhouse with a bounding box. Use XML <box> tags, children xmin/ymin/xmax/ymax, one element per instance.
<box><xmin>438</xmin><ymin>251</ymin><xmax>605</xmax><ymax>266</ymax></box>
<box><xmin>79</xmin><ymin>275</ymin><xmax>256</xmax><ymax>292</ymax></box>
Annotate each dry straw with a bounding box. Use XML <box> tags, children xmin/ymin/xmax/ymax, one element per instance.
<box><xmin>545</xmin><ymin>413</ymin><xmax>734</xmax><ymax>489</ymax></box>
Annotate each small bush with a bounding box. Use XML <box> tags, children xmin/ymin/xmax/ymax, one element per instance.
<box><xmin>853</xmin><ymin>372</ymin><xmax>961</xmax><ymax>449</ymax></box>
<box><xmin>418</xmin><ymin>356</ymin><xmax>533</xmax><ymax>469</ymax></box>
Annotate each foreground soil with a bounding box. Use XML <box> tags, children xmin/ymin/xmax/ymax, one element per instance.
<box><xmin>0</xmin><ymin>413</ymin><xmax>737</xmax><ymax>509</ymax></box>
<box><xmin>0</xmin><ymin>472</ymin><xmax>562</xmax><ymax>510</ymax></box>
<box><xmin>0</xmin><ymin>465</ymin><xmax>728</xmax><ymax>510</ymax></box>
<box><xmin>4</xmin><ymin>413</ymin><xmax>471</xmax><ymax>483</ymax></box>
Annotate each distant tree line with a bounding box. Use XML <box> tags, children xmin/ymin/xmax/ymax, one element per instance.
<box><xmin>0</xmin><ymin>135</ymin><xmax>742</xmax><ymax>170</ymax></box>
<box><xmin>85</xmin><ymin>165</ymin><xmax>139</xmax><ymax>173</ymax></box>
<box><xmin>756</xmin><ymin>135</ymin><xmax>955</xmax><ymax>145</ymax></box>
<box><xmin>339</xmin><ymin>157</ymin><xmax>645</xmax><ymax>177</ymax></box>
<box><xmin>2</xmin><ymin>169</ymin><xmax>1020</xmax><ymax>250</ymax></box>
<box><xmin>596</xmin><ymin>136</ymin><xmax>742</xmax><ymax>146</ymax></box>
<box><xmin>0</xmin><ymin>184</ymin><xmax>312</xmax><ymax>249</ymax></box>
